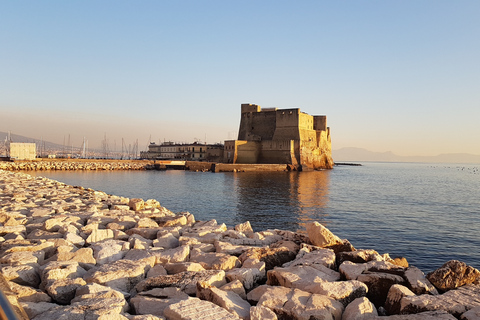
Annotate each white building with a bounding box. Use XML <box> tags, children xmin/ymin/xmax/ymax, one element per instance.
<box><xmin>8</xmin><ymin>142</ymin><xmax>36</xmax><ymax>160</ymax></box>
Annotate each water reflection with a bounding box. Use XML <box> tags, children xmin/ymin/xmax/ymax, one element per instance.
<box><xmin>232</xmin><ymin>171</ymin><xmax>330</xmax><ymax>232</ymax></box>
<box><xmin>295</xmin><ymin>171</ymin><xmax>331</xmax><ymax>230</ymax></box>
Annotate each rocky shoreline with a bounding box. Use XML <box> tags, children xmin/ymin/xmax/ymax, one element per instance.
<box><xmin>0</xmin><ymin>160</ymin><xmax>153</xmax><ymax>171</ymax></box>
<box><xmin>0</xmin><ymin>169</ymin><xmax>479</xmax><ymax>320</ymax></box>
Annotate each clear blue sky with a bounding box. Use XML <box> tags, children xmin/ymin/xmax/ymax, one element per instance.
<box><xmin>1</xmin><ymin>1</ymin><xmax>479</xmax><ymax>156</ymax></box>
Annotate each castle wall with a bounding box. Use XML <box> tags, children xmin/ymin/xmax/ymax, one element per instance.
<box><xmin>241</xmin><ymin>103</ymin><xmax>261</xmax><ymax>113</ymax></box>
<box><xmin>298</xmin><ymin>112</ymin><xmax>314</xmax><ymax>130</ymax></box>
<box><xmin>238</xmin><ymin>106</ymin><xmax>277</xmax><ymax>141</ymax></box>
<box><xmin>257</xmin><ymin>140</ymin><xmax>296</xmax><ymax>165</ymax></box>
<box><xmin>313</xmin><ymin>115</ymin><xmax>327</xmax><ymax>131</ymax></box>
<box><xmin>236</xmin><ymin>141</ymin><xmax>261</xmax><ymax>163</ymax></box>
<box><xmin>224</xmin><ymin>140</ymin><xmax>261</xmax><ymax>164</ymax></box>
<box><xmin>272</xmin><ymin>109</ymin><xmax>301</xmax><ymax>141</ymax></box>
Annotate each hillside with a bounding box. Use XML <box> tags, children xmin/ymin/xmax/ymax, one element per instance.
<box><xmin>0</xmin><ymin>131</ymin><xmax>64</xmax><ymax>150</ymax></box>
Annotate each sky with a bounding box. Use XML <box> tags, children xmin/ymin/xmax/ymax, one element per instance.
<box><xmin>1</xmin><ymin>1</ymin><xmax>479</xmax><ymax>156</ymax></box>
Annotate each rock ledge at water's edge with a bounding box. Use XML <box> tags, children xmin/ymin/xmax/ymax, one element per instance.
<box><xmin>0</xmin><ymin>169</ymin><xmax>479</xmax><ymax>320</ymax></box>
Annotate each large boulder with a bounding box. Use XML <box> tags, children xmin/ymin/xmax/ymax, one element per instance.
<box><xmin>256</xmin><ymin>286</ymin><xmax>344</xmax><ymax>320</ymax></box>
<box><xmin>53</xmin><ymin>248</ymin><xmax>96</xmax><ymax>266</ymax></box>
<box><xmin>384</xmin><ymin>284</ymin><xmax>415</xmax><ymax>315</ymax></box>
<box><xmin>337</xmin><ymin>249</ymin><xmax>384</xmax><ymax>266</ymax></box>
<box><xmin>356</xmin><ymin>272</ymin><xmax>405</xmax><ymax>307</ymax></box>
<box><xmin>135</xmin><ymin>270</ymin><xmax>226</xmax><ymax>296</ymax></box>
<box><xmin>239</xmin><ymin>247</ymin><xmax>296</xmax><ymax>271</ymax></box>
<box><xmin>73</xmin><ymin>283</ymin><xmax>126</xmax><ymax>302</ymax></box>
<box><xmin>306</xmin><ymin>221</ymin><xmax>343</xmax><ymax>247</ymax></box>
<box><xmin>399</xmin><ymin>284</ymin><xmax>480</xmax><ymax>317</ymax></box>
<box><xmin>164</xmin><ymin>262</ymin><xmax>206</xmax><ymax>274</ymax></box>
<box><xmin>342</xmin><ymin>297</ymin><xmax>378</xmax><ymax>320</ymax></box>
<box><xmin>130</xmin><ymin>287</ymin><xmax>189</xmax><ymax>317</ymax></box>
<box><xmin>461</xmin><ymin>306</ymin><xmax>480</xmax><ymax>320</ymax></box>
<box><xmin>150</xmin><ymin>245</ymin><xmax>190</xmax><ymax>264</ymax></box>
<box><xmin>45</xmin><ymin>278</ymin><xmax>87</xmax><ymax>304</ymax></box>
<box><xmin>163</xmin><ymin>297</ymin><xmax>241</xmax><ymax>319</ymax></box>
<box><xmin>427</xmin><ymin>260</ymin><xmax>480</xmax><ymax>292</ymax></box>
<box><xmin>86</xmin><ymin>258</ymin><xmax>153</xmax><ymax>292</ymax></box>
<box><xmin>40</xmin><ymin>261</ymin><xmax>87</xmax><ymax>291</ymax></box>
<box><xmin>267</xmin><ymin>265</ymin><xmax>340</xmax><ymax>290</ymax></box>
<box><xmin>2</xmin><ymin>264</ymin><xmax>40</xmax><ymax>288</ymax></box>
<box><xmin>85</xmin><ymin>229</ymin><xmax>115</xmax><ymax>244</ymax></box>
<box><xmin>404</xmin><ymin>266</ymin><xmax>438</xmax><ymax>295</ymax></box>
<box><xmin>30</xmin><ymin>297</ymin><xmax>128</xmax><ymax>320</ymax></box>
<box><xmin>250</xmin><ymin>306</ymin><xmax>278</xmax><ymax>320</ymax></box>
<box><xmin>220</xmin><ymin>280</ymin><xmax>247</xmax><ymax>300</ymax></box>
<box><xmin>8</xmin><ymin>281</ymin><xmax>52</xmax><ymax>303</ymax></box>
<box><xmin>196</xmin><ymin>281</ymin><xmax>251</xmax><ymax>320</ymax></box>
<box><xmin>308</xmin><ymin>280</ymin><xmax>368</xmax><ymax>307</ymax></box>
<box><xmin>226</xmin><ymin>267</ymin><xmax>264</xmax><ymax>290</ymax></box>
<box><xmin>0</xmin><ymin>251</ymin><xmax>44</xmax><ymax>265</ymax></box>
<box><xmin>190</xmin><ymin>249</ymin><xmax>241</xmax><ymax>270</ymax></box>
<box><xmin>283</xmin><ymin>247</ymin><xmax>336</xmax><ymax>270</ymax></box>
<box><xmin>90</xmin><ymin>240</ymin><xmax>130</xmax><ymax>265</ymax></box>
<box><xmin>20</xmin><ymin>301</ymin><xmax>59</xmax><ymax>319</ymax></box>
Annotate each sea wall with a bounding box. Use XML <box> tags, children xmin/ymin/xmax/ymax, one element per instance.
<box><xmin>0</xmin><ymin>169</ymin><xmax>479</xmax><ymax>319</ymax></box>
<box><xmin>0</xmin><ymin>159</ymin><xmax>154</xmax><ymax>171</ymax></box>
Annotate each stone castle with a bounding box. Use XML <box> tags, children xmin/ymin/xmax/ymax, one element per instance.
<box><xmin>224</xmin><ymin>103</ymin><xmax>333</xmax><ymax>170</ymax></box>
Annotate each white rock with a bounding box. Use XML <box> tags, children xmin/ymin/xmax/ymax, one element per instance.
<box><xmin>91</xmin><ymin>240</ymin><xmax>130</xmax><ymax>265</ymax></box>
<box><xmin>146</xmin><ymin>264</ymin><xmax>168</xmax><ymax>278</ymax></box>
<box><xmin>2</xmin><ymin>264</ymin><xmax>40</xmax><ymax>287</ymax></box>
<box><xmin>164</xmin><ymin>297</ymin><xmax>241</xmax><ymax>320</ymax></box>
<box><xmin>164</xmin><ymin>262</ymin><xmax>205</xmax><ymax>274</ymax></box>
<box><xmin>226</xmin><ymin>268</ymin><xmax>264</xmax><ymax>290</ymax></box>
<box><xmin>150</xmin><ymin>245</ymin><xmax>190</xmax><ymax>264</ymax></box>
<box><xmin>197</xmin><ymin>281</ymin><xmax>251</xmax><ymax>320</ymax></box>
<box><xmin>250</xmin><ymin>306</ymin><xmax>278</xmax><ymax>320</ymax></box>
<box><xmin>306</xmin><ymin>221</ymin><xmax>342</xmax><ymax>247</ymax></box>
<box><xmin>20</xmin><ymin>301</ymin><xmax>59</xmax><ymax>319</ymax></box>
<box><xmin>404</xmin><ymin>266</ymin><xmax>439</xmax><ymax>295</ymax></box>
<box><xmin>190</xmin><ymin>249</ymin><xmax>241</xmax><ymax>271</ymax></box>
<box><xmin>267</xmin><ymin>265</ymin><xmax>340</xmax><ymax>291</ymax></box>
<box><xmin>154</xmin><ymin>233</ymin><xmax>179</xmax><ymax>249</ymax></box>
<box><xmin>342</xmin><ymin>297</ymin><xmax>378</xmax><ymax>320</ymax></box>
<box><xmin>86</xmin><ymin>229</ymin><xmax>115</xmax><ymax>244</ymax></box>
<box><xmin>86</xmin><ymin>258</ymin><xmax>153</xmax><ymax>292</ymax></box>
<box><xmin>220</xmin><ymin>280</ymin><xmax>247</xmax><ymax>300</ymax></box>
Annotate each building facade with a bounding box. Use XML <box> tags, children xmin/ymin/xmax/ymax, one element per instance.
<box><xmin>224</xmin><ymin>104</ymin><xmax>333</xmax><ymax>170</ymax></box>
<box><xmin>8</xmin><ymin>142</ymin><xmax>37</xmax><ymax>160</ymax></box>
<box><xmin>140</xmin><ymin>142</ymin><xmax>223</xmax><ymax>162</ymax></box>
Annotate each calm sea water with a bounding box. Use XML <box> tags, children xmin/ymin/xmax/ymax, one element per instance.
<box><xmin>31</xmin><ymin>162</ymin><xmax>480</xmax><ymax>272</ymax></box>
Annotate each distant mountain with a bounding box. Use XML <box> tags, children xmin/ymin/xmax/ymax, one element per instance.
<box><xmin>333</xmin><ymin>147</ymin><xmax>480</xmax><ymax>164</ymax></box>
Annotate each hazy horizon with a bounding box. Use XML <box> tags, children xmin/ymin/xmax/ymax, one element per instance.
<box><xmin>1</xmin><ymin>1</ymin><xmax>479</xmax><ymax>157</ymax></box>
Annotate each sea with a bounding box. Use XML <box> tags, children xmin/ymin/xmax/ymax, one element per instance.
<box><xmin>31</xmin><ymin>162</ymin><xmax>480</xmax><ymax>273</ymax></box>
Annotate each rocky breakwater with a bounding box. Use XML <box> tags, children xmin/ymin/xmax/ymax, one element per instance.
<box><xmin>0</xmin><ymin>160</ymin><xmax>153</xmax><ymax>171</ymax></box>
<box><xmin>0</xmin><ymin>170</ymin><xmax>480</xmax><ymax>320</ymax></box>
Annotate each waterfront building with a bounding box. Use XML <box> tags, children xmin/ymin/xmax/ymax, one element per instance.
<box><xmin>7</xmin><ymin>142</ymin><xmax>37</xmax><ymax>160</ymax></box>
<box><xmin>224</xmin><ymin>103</ymin><xmax>333</xmax><ymax>170</ymax></box>
<box><xmin>140</xmin><ymin>142</ymin><xmax>223</xmax><ymax>161</ymax></box>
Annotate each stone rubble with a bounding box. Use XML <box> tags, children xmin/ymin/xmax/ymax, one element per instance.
<box><xmin>0</xmin><ymin>169</ymin><xmax>480</xmax><ymax>319</ymax></box>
